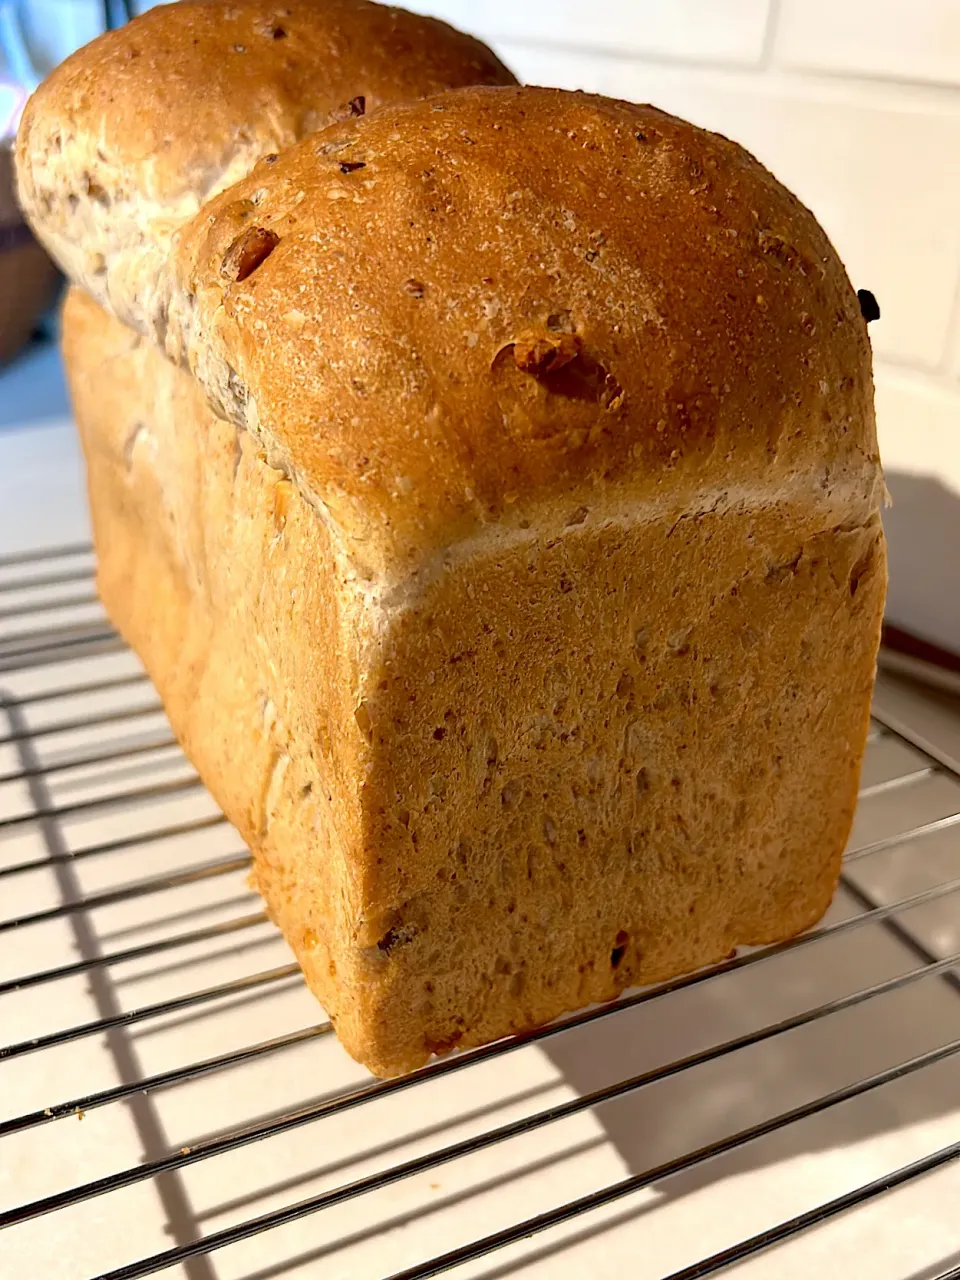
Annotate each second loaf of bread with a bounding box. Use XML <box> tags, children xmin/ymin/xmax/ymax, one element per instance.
<box><xmin>15</xmin><ymin>0</ymin><xmax>515</xmax><ymax>334</ymax></box>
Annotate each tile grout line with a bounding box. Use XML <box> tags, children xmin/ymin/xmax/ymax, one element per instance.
<box><xmin>492</xmin><ymin>32</ymin><xmax>960</xmax><ymax>102</ymax></box>
<box><xmin>759</xmin><ymin>0</ymin><xmax>783</xmax><ymax>70</ymax></box>
<box><xmin>937</xmin><ymin>266</ymin><xmax>960</xmax><ymax>379</ymax></box>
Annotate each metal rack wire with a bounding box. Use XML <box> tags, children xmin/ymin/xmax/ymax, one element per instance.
<box><xmin>1</xmin><ymin>543</ymin><xmax>959</xmax><ymax>1280</ymax></box>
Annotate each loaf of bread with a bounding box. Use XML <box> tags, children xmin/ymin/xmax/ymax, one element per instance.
<box><xmin>15</xmin><ymin>0</ymin><xmax>514</xmax><ymax>334</ymax></box>
<box><xmin>23</xmin><ymin>13</ymin><xmax>885</xmax><ymax>1076</ymax></box>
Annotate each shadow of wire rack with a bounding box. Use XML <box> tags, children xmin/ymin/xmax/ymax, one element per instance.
<box><xmin>1</xmin><ymin>543</ymin><xmax>960</xmax><ymax>1280</ymax></box>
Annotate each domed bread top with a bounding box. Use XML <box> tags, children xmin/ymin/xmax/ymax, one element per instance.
<box><xmin>167</xmin><ymin>84</ymin><xmax>883</xmax><ymax>578</ymax></box>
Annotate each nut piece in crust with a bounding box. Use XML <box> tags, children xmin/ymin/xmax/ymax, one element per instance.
<box><xmin>221</xmin><ymin>226</ymin><xmax>280</xmax><ymax>282</ymax></box>
<box><xmin>512</xmin><ymin>330</ymin><xmax>582</xmax><ymax>376</ymax></box>
<box><xmin>329</xmin><ymin>94</ymin><xmax>366</xmax><ymax>125</ymax></box>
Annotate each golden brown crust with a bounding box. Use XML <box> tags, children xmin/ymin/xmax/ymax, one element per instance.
<box><xmin>167</xmin><ymin>85</ymin><xmax>883</xmax><ymax>573</ymax></box>
<box><xmin>15</xmin><ymin>0</ymin><xmax>515</xmax><ymax>326</ymax></box>
<box><xmin>357</xmin><ymin>504</ymin><xmax>884</xmax><ymax>1071</ymax></box>
<box><xmin>21</xmin><ymin>1</ymin><xmax>513</xmax><ymax>200</ymax></box>
<box><xmin>64</xmin><ymin>286</ymin><xmax>886</xmax><ymax>1077</ymax></box>
<box><xmin>49</xmin><ymin>46</ymin><xmax>889</xmax><ymax>1077</ymax></box>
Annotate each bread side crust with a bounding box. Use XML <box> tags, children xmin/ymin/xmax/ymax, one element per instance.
<box><xmin>349</xmin><ymin>496</ymin><xmax>884</xmax><ymax>1072</ymax></box>
<box><xmin>63</xmin><ymin>287</ymin><xmax>377</xmax><ymax>1045</ymax></box>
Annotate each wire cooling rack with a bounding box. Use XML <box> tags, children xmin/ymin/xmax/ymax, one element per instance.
<box><xmin>2</xmin><ymin>543</ymin><xmax>960</xmax><ymax>1280</ymax></box>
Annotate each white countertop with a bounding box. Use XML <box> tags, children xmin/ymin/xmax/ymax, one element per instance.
<box><xmin>1</xmin><ymin>417</ymin><xmax>959</xmax><ymax>1280</ymax></box>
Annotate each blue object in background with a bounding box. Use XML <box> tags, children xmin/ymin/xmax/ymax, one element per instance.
<box><xmin>0</xmin><ymin>4</ymin><xmax>38</xmax><ymax>91</ymax></box>
<box><xmin>0</xmin><ymin>1</ymin><xmax>166</xmax><ymax>91</ymax></box>
<box><xmin>0</xmin><ymin>336</ymin><xmax>69</xmax><ymax>431</ymax></box>
<box><xmin>0</xmin><ymin>3</ymin><xmax>146</xmax><ymax>422</ymax></box>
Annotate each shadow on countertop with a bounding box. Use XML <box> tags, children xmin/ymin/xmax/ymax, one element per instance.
<box><xmin>883</xmin><ymin>471</ymin><xmax>960</xmax><ymax>658</ymax></box>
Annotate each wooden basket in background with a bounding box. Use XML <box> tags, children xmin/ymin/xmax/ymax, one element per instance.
<box><xmin>0</xmin><ymin>139</ymin><xmax>59</xmax><ymax>366</ymax></box>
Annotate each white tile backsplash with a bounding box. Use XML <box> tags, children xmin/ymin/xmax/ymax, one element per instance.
<box><xmin>776</xmin><ymin>0</ymin><xmax>960</xmax><ymax>87</ymax></box>
<box><xmin>411</xmin><ymin>0</ymin><xmax>772</xmax><ymax>66</ymax></box>
<box><xmin>875</xmin><ymin>365</ymin><xmax>960</xmax><ymax>489</ymax></box>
